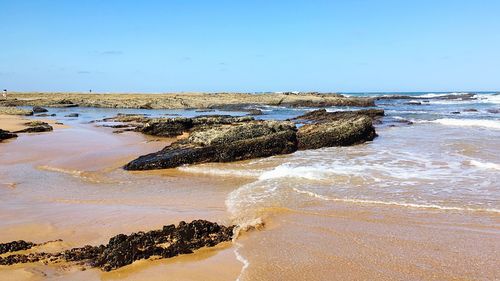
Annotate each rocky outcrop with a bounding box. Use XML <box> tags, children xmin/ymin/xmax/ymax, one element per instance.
<box><xmin>32</xmin><ymin>106</ymin><xmax>48</xmax><ymax>113</ymax></box>
<box><xmin>0</xmin><ymin>129</ymin><xmax>18</xmax><ymax>141</ymax></box>
<box><xmin>0</xmin><ymin>220</ymin><xmax>234</xmax><ymax>271</ymax></box>
<box><xmin>124</xmin><ymin>121</ymin><xmax>297</xmax><ymax>170</ymax></box>
<box><xmin>297</xmin><ymin>116</ymin><xmax>376</xmax><ymax>150</ymax></box>
<box><xmin>65</xmin><ymin>113</ymin><xmax>79</xmax><ymax>117</ymax></box>
<box><xmin>292</xmin><ymin>109</ymin><xmax>384</xmax><ymax>123</ymax></box>
<box><xmin>14</xmin><ymin>121</ymin><xmax>53</xmax><ymax>133</ymax></box>
<box><xmin>124</xmin><ymin>110</ymin><xmax>378</xmax><ymax>170</ymax></box>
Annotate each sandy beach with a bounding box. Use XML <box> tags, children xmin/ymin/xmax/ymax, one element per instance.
<box><xmin>0</xmin><ymin>92</ymin><xmax>499</xmax><ymax>280</ymax></box>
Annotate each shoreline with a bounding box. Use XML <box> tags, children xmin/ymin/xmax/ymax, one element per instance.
<box><xmin>0</xmin><ymin>92</ymin><xmax>375</xmax><ymax>109</ymax></box>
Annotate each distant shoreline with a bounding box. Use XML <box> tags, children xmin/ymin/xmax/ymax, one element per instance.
<box><xmin>0</xmin><ymin>92</ymin><xmax>375</xmax><ymax>110</ymax></box>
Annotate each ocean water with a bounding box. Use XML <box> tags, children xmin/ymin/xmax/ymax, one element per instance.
<box><xmin>2</xmin><ymin>92</ymin><xmax>499</xmax><ymax>280</ymax></box>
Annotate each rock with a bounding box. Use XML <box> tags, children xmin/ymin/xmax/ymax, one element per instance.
<box><xmin>463</xmin><ymin>108</ymin><xmax>478</xmax><ymax>112</ymax></box>
<box><xmin>0</xmin><ymin>220</ymin><xmax>234</xmax><ymax>271</ymax></box>
<box><xmin>404</xmin><ymin>101</ymin><xmax>422</xmax><ymax>105</ymax></box>
<box><xmin>195</xmin><ymin>109</ymin><xmax>215</xmax><ymax>112</ymax></box>
<box><xmin>102</xmin><ymin>124</ymin><xmax>131</xmax><ymax>129</ymax></box>
<box><xmin>35</xmin><ymin>113</ymin><xmax>56</xmax><ymax>117</ymax></box>
<box><xmin>487</xmin><ymin>108</ymin><xmax>500</xmax><ymax>114</ymax></box>
<box><xmin>246</xmin><ymin>109</ymin><xmax>263</xmax><ymax>115</ymax></box>
<box><xmin>281</xmin><ymin>98</ymin><xmax>375</xmax><ymax>107</ymax></box>
<box><xmin>297</xmin><ymin>116</ymin><xmax>376</xmax><ymax>150</ymax></box>
<box><xmin>0</xmin><ymin>240</ymin><xmax>34</xmax><ymax>254</ymax></box>
<box><xmin>0</xmin><ymin>106</ymin><xmax>33</xmax><ymax>116</ymax></box>
<box><xmin>65</xmin><ymin>113</ymin><xmax>79</xmax><ymax>117</ymax></box>
<box><xmin>124</xmin><ymin>120</ymin><xmax>297</xmax><ymax>170</ymax></box>
<box><xmin>138</xmin><ymin>117</ymin><xmax>193</xmax><ymax>137</ymax></box>
<box><xmin>451</xmin><ymin>111</ymin><xmax>461</xmax><ymax>114</ymax></box>
<box><xmin>139</xmin><ymin>103</ymin><xmax>153</xmax><ymax>109</ymax></box>
<box><xmin>14</xmin><ymin>121</ymin><xmax>53</xmax><ymax>133</ymax></box>
<box><xmin>91</xmin><ymin>220</ymin><xmax>234</xmax><ymax>271</ymax></box>
<box><xmin>292</xmin><ymin>108</ymin><xmax>384</xmax><ymax>123</ymax></box>
<box><xmin>0</xmin><ymin>129</ymin><xmax>18</xmax><ymax>141</ymax></box>
<box><xmin>136</xmin><ymin>115</ymin><xmax>254</xmax><ymax>137</ymax></box>
<box><xmin>32</xmin><ymin>106</ymin><xmax>48</xmax><ymax>113</ymax></box>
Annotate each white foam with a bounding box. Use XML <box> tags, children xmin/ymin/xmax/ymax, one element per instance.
<box><xmin>415</xmin><ymin>92</ymin><xmax>470</xmax><ymax>98</ymax></box>
<box><xmin>234</xmin><ymin>241</ymin><xmax>249</xmax><ymax>281</ymax></box>
<box><xmin>292</xmin><ymin>188</ymin><xmax>500</xmax><ymax>214</ymax></box>
<box><xmin>470</xmin><ymin>160</ymin><xmax>500</xmax><ymax>171</ymax></box>
<box><xmin>429</xmin><ymin>118</ymin><xmax>500</xmax><ymax>129</ymax></box>
<box><xmin>258</xmin><ymin>165</ymin><xmax>330</xmax><ymax>181</ymax></box>
<box><xmin>177</xmin><ymin>166</ymin><xmax>261</xmax><ymax>178</ymax></box>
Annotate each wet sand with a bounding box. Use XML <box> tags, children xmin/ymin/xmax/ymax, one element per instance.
<box><xmin>1</xmin><ymin>111</ymin><xmax>499</xmax><ymax>280</ymax></box>
<box><xmin>0</xmin><ymin>114</ymin><xmax>67</xmax><ymax>132</ymax></box>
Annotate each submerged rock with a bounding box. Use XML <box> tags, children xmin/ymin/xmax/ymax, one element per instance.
<box><xmin>65</xmin><ymin>113</ymin><xmax>79</xmax><ymax>117</ymax></box>
<box><xmin>297</xmin><ymin>116</ymin><xmax>377</xmax><ymax>150</ymax></box>
<box><xmin>14</xmin><ymin>121</ymin><xmax>53</xmax><ymax>133</ymax></box>
<box><xmin>32</xmin><ymin>106</ymin><xmax>48</xmax><ymax>113</ymax></box>
<box><xmin>125</xmin><ymin>120</ymin><xmax>297</xmax><ymax>170</ymax></box>
<box><xmin>0</xmin><ymin>129</ymin><xmax>18</xmax><ymax>141</ymax></box>
<box><xmin>0</xmin><ymin>220</ymin><xmax>234</xmax><ymax>271</ymax></box>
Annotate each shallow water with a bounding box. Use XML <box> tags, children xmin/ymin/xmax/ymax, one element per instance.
<box><xmin>1</xmin><ymin>92</ymin><xmax>499</xmax><ymax>280</ymax></box>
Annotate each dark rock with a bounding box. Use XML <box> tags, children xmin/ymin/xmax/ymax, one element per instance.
<box><xmin>281</xmin><ymin>98</ymin><xmax>375</xmax><ymax>107</ymax></box>
<box><xmin>125</xmin><ymin>121</ymin><xmax>297</xmax><ymax>170</ymax></box>
<box><xmin>65</xmin><ymin>113</ymin><xmax>79</xmax><ymax>117</ymax></box>
<box><xmin>139</xmin><ymin>103</ymin><xmax>153</xmax><ymax>109</ymax></box>
<box><xmin>292</xmin><ymin>108</ymin><xmax>384</xmax><ymax>123</ymax></box>
<box><xmin>0</xmin><ymin>129</ymin><xmax>18</xmax><ymax>141</ymax></box>
<box><xmin>102</xmin><ymin>124</ymin><xmax>131</xmax><ymax>129</ymax></box>
<box><xmin>35</xmin><ymin>113</ymin><xmax>56</xmax><ymax>117</ymax></box>
<box><xmin>297</xmin><ymin>116</ymin><xmax>376</xmax><ymax>150</ymax></box>
<box><xmin>0</xmin><ymin>240</ymin><xmax>35</xmax><ymax>254</ymax></box>
<box><xmin>246</xmin><ymin>109</ymin><xmax>263</xmax><ymax>115</ymax></box>
<box><xmin>463</xmin><ymin>108</ymin><xmax>478</xmax><ymax>112</ymax></box>
<box><xmin>32</xmin><ymin>106</ymin><xmax>48</xmax><ymax>113</ymax></box>
<box><xmin>404</xmin><ymin>101</ymin><xmax>422</xmax><ymax>105</ymax></box>
<box><xmin>0</xmin><ymin>220</ymin><xmax>234</xmax><ymax>271</ymax></box>
<box><xmin>14</xmin><ymin>121</ymin><xmax>53</xmax><ymax>133</ymax></box>
<box><xmin>451</xmin><ymin>111</ymin><xmax>461</xmax><ymax>114</ymax></box>
<box><xmin>195</xmin><ymin>109</ymin><xmax>216</xmax><ymax>112</ymax></box>
<box><xmin>487</xmin><ymin>108</ymin><xmax>500</xmax><ymax>114</ymax></box>
<box><xmin>138</xmin><ymin>117</ymin><xmax>193</xmax><ymax>137</ymax></box>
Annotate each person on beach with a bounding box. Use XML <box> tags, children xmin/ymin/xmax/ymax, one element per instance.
<box><xmin>2</xmin><ymin>89</ymin><xmax>6</xmax><ymax>99</ymax></box>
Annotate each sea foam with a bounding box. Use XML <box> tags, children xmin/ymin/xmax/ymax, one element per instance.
<box><xmin>470</xmin><ymin>160</ymin><xmax>500</xmax><ymax>171</ymax></box>
<box><xmin>429</xmin><ymin>118</ymin><xmax>500</xmax><ymax>129</ymax></box>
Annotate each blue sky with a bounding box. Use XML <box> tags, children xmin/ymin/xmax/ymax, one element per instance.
<box><xmin>1</xmin><ymin>0</ymin><xmax>499</xmax><ymax>93</ymax></box>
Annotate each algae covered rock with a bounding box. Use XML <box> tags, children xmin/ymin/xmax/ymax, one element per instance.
<box><xmin>297</xmin><ymin>116</ymin><xmax>376</xmax><ymax>150</ymax></box>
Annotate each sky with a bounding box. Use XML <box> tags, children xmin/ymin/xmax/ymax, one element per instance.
<box><xmin>1</xmin><ymin>0</ymin><xmax>499</xmax><ymax>93</ymax></box>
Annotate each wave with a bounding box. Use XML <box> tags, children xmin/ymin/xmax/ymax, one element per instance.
<box><xmin>470</xmin><ymin>160</ymin><xmax>500</xmax><ymax>171</ymax></box>
<box><xmin>292</xmin><ymin>188</ymin><xmax>500</xmax><ymax>214</ymax></box>
<box><xmin>415</xmin><ymin>92</ymin><xmax>470</xmax><ymax>98</ymax></box>
<box><xmin>427</xmin><ymin>118</ymin><xmax>500</xmax><ymax>129</ymax></box>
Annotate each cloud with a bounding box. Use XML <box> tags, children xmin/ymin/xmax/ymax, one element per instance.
<box><xmin>100</xmin><ymin>50</ymin><xmax>123</xmax><ymax>55</ymax></box>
